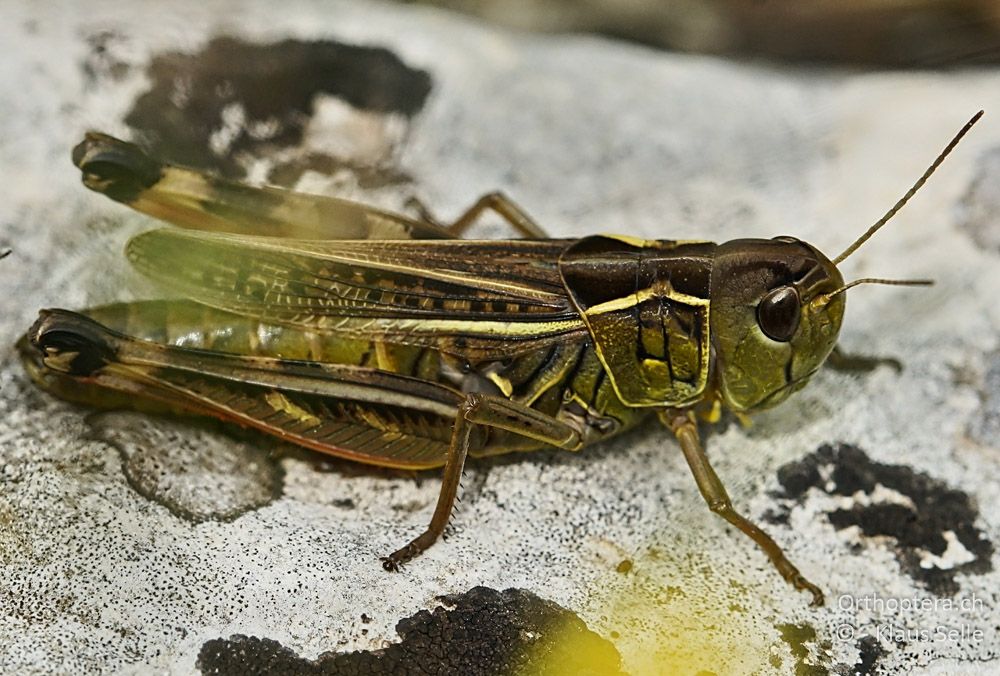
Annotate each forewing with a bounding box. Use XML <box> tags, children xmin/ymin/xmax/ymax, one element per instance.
<box><xmin>126</xmin><ymin>229</ymin><xmax>588</xmax><ymax>356</ymax></box>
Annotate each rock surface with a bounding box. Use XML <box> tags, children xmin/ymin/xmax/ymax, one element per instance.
<box><xmin>1</xmin><ymin>1</ymin><xmax>999</xmax><ymax>674</ymax></box>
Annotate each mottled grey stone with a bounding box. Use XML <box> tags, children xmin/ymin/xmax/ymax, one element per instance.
<box><xmin>959</xmin><ymin>147</ymin><xmax>1000</xmax><ymax>254</ymax></box>
<box><xmin>89</xmin><ymin>412</ymin><xmax>283</xmax><ymax>523</ymax></box>
<box><xmin>1</xmin><ymin>1</ymin><xmax>999</xmax><ymax>674</ymax></box>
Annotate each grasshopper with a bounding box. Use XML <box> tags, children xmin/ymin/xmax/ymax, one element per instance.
<box><xmin>20</xmin><ymin>113</ymin><xmax>981</xmax><ymax>606</ymax></box>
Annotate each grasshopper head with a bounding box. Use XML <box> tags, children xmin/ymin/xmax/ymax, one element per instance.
<box><xmin>709</xmin><ymin>238</ymin><xmax>845</xmax><ymax>413</ymax></box>
<box><xmin>708</xmin><ymin>111</ymin><xmax>980</xmax><ymax>414</ymax></box>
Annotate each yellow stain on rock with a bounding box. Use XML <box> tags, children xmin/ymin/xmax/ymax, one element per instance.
<box><xmin>522</xmin><ymin>540</ymin><xmax>807</xmax><ymax>675</ymax></box>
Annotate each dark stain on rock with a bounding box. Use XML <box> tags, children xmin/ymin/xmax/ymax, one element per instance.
<box><xmin>776</xmin><ymin>623</ymin><xmax>828</xmax><ymax>676</ymax></box>
<box><xmin>772</xmin><ymin>443</ymin><xmax>993</xmax><ymax>595</ymax></box>
<box><xmin>267</xmin><ymin>152</ymin><xmax>413</xmax><ymax>190</ymax></box>
<box><xmin>959</xmin><ymin>146</ymin><xmax>1000</xmax><ymax>253</ymax></box>
<box><xmin>88</xmin><ymin>411</ymin><xmax>283</xmax><ymax>523</ymax></box>
<box><xmin>196</xmin><ymin>586</ymin><xmax>622</xmax><ymax>676</ymax></box>
<box><xmin>851</xmin><ymin>635</ymin><xmax>887</xmax><ymax>676</ymax></box>
<box><xmin>82</xmin><ymin>30</ymin><xmax>131</xmax><ymax>85</ymax></box>
<box><xmin>124</xmin><ymin>36</ymin><xmax>432</xmax><ymax>185</ymax></box>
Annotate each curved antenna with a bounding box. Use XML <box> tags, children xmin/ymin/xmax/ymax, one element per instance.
<box><xmin>818</xmin><ymin>277</ymin><xmax>934</xmax><ymax>305</ymax></box>
<box><xmin>832</xmin><ymin>110</ymin><xmax>984</xmax><ymax>266</ymax></box>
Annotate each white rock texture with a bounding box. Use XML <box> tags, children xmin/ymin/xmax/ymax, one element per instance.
<box><xmin>1</xmin><ymin>1</ymin><xmax>999</xmax><ymax>674</ymax></box>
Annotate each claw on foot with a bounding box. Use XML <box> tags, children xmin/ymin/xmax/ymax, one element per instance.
<box><xmin>793</xmin><ymin>574</ymin><xmax>825</xmax><ymax>607</ymax></box>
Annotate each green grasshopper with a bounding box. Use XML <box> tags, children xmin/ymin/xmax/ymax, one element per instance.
<box><xmin>20</xmin><ymin>112</ymin><xmax>981</xmax><ymax>606</ymax></box>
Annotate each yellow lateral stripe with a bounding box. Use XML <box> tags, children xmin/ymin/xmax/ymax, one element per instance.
<box><xmin>584</xmin><ymin>286</ymin><xmax>709</xmax><ymax>317</ymax></box>
<box><xmin>315</xmin><ymin>316</ymin><xmax>585</xmax><ymax>337</ymax></box>
<box><xmin>602</xmin><ymin>234</ymin><xmax>658</xmax><ymax>248</ymax></box>
<box><xmin>602</xmin><ymin>234</ymin><xmax>713</xmax><ymax>249</ymax></box>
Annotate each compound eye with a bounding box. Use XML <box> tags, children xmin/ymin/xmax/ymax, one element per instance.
<box><xmin>757</xmin><ymin>286</ymin><xmax>801</xmax><ymax>342</ymax></box>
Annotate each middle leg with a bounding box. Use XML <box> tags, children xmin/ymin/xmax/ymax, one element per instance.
<box><xmin>407</xmin><ymin>191</ymin><xmax>549</xmax><ymax>238</ymax></box>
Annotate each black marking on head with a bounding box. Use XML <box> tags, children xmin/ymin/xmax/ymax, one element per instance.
<box><xmin>771</xmin><ymin>443</ymin><xmax>993</xmax><ymax>595</ymax></box>
<box><xmin>124</xmin><ymin>37</ymin><xmax>433</xmax><ymax>183</ymax></box>
<box><xmin>195</xmin><ymin>587</ymin><xmax>623</xmax><ymax>675</ymax></box>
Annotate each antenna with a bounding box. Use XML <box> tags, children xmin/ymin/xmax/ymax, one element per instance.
<box><xmin>819</xmin><ymin>277</ymin><xmax>934</xmax><ymax>305</ymax></box>
<box><xmin>832</xmin><ymin>110</ymin><xmax>984</xmax><ymax>266</ymax></box>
